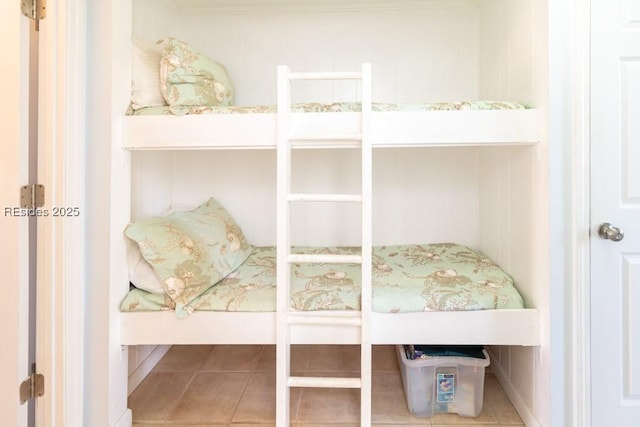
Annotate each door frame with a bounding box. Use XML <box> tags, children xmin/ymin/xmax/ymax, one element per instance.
<box><xmin>548</xmin><ymin>0</ymin><xmax>592</xmax><ymax>426</ymax></box>
<box><xmin>568</xmin><ymin>0</ymin><xmax>591</xmax><ymax>426</ymax></box>
<box><xmin>0</xmin><ymin>4</ymin><xmax>31</xmax><ymax>425</ymax></box>
<box><xmin>34</xmin><ymin>0</ymin><xmax>86</xmax><ymax>424</ymax></box>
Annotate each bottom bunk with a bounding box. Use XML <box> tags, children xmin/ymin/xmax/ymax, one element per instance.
<box><xmin>121</xmin><ymin>309</ymin><xmax>540</xmax><ymax>346</ymax></box>
<box><xmin>120</xmin><ymin>240</ymin><xmax>540</xmax><ymax>346</ymax></box>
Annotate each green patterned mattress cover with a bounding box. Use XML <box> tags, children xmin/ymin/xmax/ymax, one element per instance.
<box><xmin>127</xmin><ymin>101</ymin><xmax>530</xmax><ymax>116</ymax></box>
<box><xmin>120</xmin><ymin>243</ymin><xmax>525</xmax><ymax>314</ymax></box>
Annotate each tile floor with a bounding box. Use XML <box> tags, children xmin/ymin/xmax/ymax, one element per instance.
<box><xmin>129</xmin><ymin>345</ymin><xmax>524</xmax><ymax>427</ymax></box>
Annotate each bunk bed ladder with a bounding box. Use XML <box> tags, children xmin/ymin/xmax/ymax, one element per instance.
<box><xmin>276</xmin><ymin>63</ymin><xmax>373</xmax><ymax>427</ymax></box>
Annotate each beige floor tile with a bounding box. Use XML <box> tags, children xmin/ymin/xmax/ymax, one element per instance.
<box><xmin>431</xmin><ymin>424</ymin><xmax>495</xmax><ymax>427</ymax></box>
<box><xmin>372</xmin><ymin>345</ymin><xmax>399</xmax><ymax>372</ymax></box>
<box><xmin>233</xmin><ymin>371</ymin><xmax>277</xmax><ymax>423</ymax></box>
<box><xmin>233</xmin><ymin>371</ymin><xmax>304</xmax><ymax>424</ymax></box>
<box><xmin>482</xmin><ymin>374</ymin><xmax>510</xmax><ymax>405</ymax></box>
<box><xmin>375</xmin><ymin>424</ymin><xmax>431</xmax><ymax>427</ymax></box>
<box><xmin>255</xmin><ymin>345</ymin><xmax>311</xmax><ymax>373</ymax></box>
<box><xmin>429</xmin><ymin>409</ymin><xmax>497</xmax><ymax>425</ymax></box>
<box><xmin>488</xmin><ymin>404</ymin><xmax>524</xmax><ymax>425</ymax></box>
<box><xmin>154</xmin><ymin>345</ymin><xmax>214</xmax><ymax>371</ymax></box>
<box><xmin>133</xmin><ymin>424</ymin><xmax>228</xmax><ymax>427</ymax></box>
<box><xmin>482</xmin><ymin>374</ymin><xmax>523</xmax><ymax>425</ymax></box>
<box><xmin>132</xmin><ymin>345</ymin><xmax>523</xmax><ymax>427</ymax></box>
<box><xmin>202</xmin><ymin>345</ymin><xmax>263</xmax><ymax>371</ymax></box>
<box><xmin>167</xmin><ymin>372</ymin><xmax>249</xmax><ymax>423</ymax></box>
<box><xmin>296</xmin><ymin>424</ymin><xmax>361</xmax><ymax>427</ymax></box>
<box><xmin>306</xmin><ymin>345</ymin><xmax>361</xmax><ymax>372</ymax></box>
<box><xmin>129</xmin><ymin>371</ymin><xmax>195</xmax><ymax>422</ymax></box>
<box><xmin>134</xmin><ymin>424</ymin><xmax>228</xmax><ymax>427</ymax></box>
<box><xmin>232</xmin><ymin>424</ymin><xmax>276</xmax><ymax>427</ymax></box>
<box><xmin>372</xmin><ymin>372</ymin><xmax>422</xmax><ymax>423</ymax></box>
<box><xmin>296</xmin><ymin>372</ymin><xmax>361</xmax><ymax>423</ymax></box>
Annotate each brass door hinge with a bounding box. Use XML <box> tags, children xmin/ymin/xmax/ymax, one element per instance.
<box><xmin>20</xmin><ymin>184</ymin><xmax>45</xmax><ymax>209</ymax></box>
<box><xmin>20</xmin><ymin>367</ymin><xmax>44</xmax><ymax>404</ymax></box>
<box><xmin>21</xmin><ymin>0</ymin><xmax>46</xmax><ymax>30</ymax></box>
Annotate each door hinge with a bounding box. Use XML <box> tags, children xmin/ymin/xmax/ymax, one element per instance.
<box><xmin>20</xmin><ymin>184</ymin><xmax>45</xmax><ymax>209</ymax></box>
<box><xmin>20</xmin><ymin>367</ymin><xmax>44</xmax><ymax>404</ymax></box>
<box><xmin>21</xmin><ymin>0</ymin><xmax>46</xmax><ymax>29</ymax></box>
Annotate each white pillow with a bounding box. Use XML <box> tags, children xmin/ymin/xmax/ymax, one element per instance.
<box><xmin>127</xmin><ymin>202</ymin><xmax>199</xmax><ymax>294</ymax></box>
<box><xmin>127</xmin><ymin>238</ymin><xmax>165</xmax><ymax>294</ymax></box>
<box><xmin>131</xmin><ymin>37</ymin><xmax>166</xmax><ymax>110</ymax></box>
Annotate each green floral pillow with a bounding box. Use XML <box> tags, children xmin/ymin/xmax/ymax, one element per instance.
<box><xmin>124</xmin><ymin>198</ymin><xmax>252</xmax><ymax>318</ymax></box>
<box><xmin>159</xmin><ymin>38</ymin><xmax>234</xmax><ymax>114</ymax></box>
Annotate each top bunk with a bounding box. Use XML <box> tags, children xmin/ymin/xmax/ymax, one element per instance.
<box><xmin>121</xmin><ymin>0</ymin><xmax>544</xmax><ymax>150</ymax></box>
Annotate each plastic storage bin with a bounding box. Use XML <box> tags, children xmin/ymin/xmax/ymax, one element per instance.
<box><xmin>396</xmin><ymin>345</ymin><xmax>491</xmax><ymax>417</ymax></box>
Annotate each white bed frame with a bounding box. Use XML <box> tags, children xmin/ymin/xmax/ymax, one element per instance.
<box><xmin>108</xmin><ymin>1</ymin><xmax>550</xmax><ymax>425</ymax></box>
<box><xmin>121</xmin><ymin>309</ymin><xmax>540</xmax><ymax>346</ymax></box>
<box><xmin>124</xmin><ymin>109</ymin><xmax>539</xmax><ymax>150</ymax></box>
<box><xmin>118</xmin><ymin>65</ymin><xmax>542</xmax><ymax>348</ymax></box>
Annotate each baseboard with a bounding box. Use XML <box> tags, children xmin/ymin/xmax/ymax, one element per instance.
<box><xmin>112</xmin><ymin>408</ymin><xmax>132</xmax><ymax>427</ymax></box>
<box><xmin>488</xmin><ymin>349</ymin><xmax>542</xmax><ymax>427</ymax></box>
<box><xmin>127</xmin><ymin>345</ymin><xmax>171</xmax><ymax>395</ymax></box>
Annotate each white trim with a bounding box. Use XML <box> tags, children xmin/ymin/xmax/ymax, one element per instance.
<box><xmin>127</xmin><ymin>345</ymin><xmax>171</xmax><ymax>395</ymax></box>
<box><xmin>34</xmin><ymin>0</ymin><xmax>86</xmax><ymax>425</ymax></box>
<box><xmin>173</xmin><ymin>0</ymin><xmax>477</xmax><ymax>14</ymax></box>
<box><xmin>571</xmin><ymin>0</ymin><xmax>591</xmax><ymax>425</ymax></box>
<box><xmin>112</xmin><ymin>409</ymin><xmax>133</xmax><ymax>427</ymax></box>
<box><xmin>490</xmin><ymin>354</ymin><xmax>542</xmax><ymax>427</ymax></box>
<box><xmin>62</xmin><ymin>0</ymin><xmax>87</xmax><ymax>425</ymax></box>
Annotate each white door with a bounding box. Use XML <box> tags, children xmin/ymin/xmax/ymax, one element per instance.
<box><xmin>591</xmin><ymin>0</ymin><xmax>640</xmax><ymax>425</ymax></box>
<box><xmin>0</xmin><ymin>4</ymin><xmax>33</xmax><ymax>427</ymax></box>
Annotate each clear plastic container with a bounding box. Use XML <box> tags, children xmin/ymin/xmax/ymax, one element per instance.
<box><xmin>396</xmin><ymin>345</ymin><xmax>490</xmax><ymax>417</ymax></box>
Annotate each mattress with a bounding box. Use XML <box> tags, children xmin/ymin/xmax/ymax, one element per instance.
<box><xmin>120</xmin><ymin>243</ymin><xmax>524</xmax><ymax>314</ymax></box>
<box><xmin>127</xmin><ymin>101</ymin><xmax>530</xmax><ymax>116</ymax></box>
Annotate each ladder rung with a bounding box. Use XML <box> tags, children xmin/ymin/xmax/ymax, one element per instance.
<box><xmin>288</xmin><ymin>313</ymin><xmax>362</xmax><ymax>326</ymax></box>
<box><xmin>288</xmin><ymin>193</ymin><xmax>362</xmax><ymax>203</ymax></box>
<box><xmin>288</xmin><ymin>71</ymin><xmax>362</xmax><ymax>81</ymax></box>
<box><xmin>289</xmin><ymin>133</ymin><xmax>362</xmax><ymax>142</ymax></box>
<box><xmin>288</xmin><ymin>254</ymin><xmax>362</xmax><ymax>264</ymax></box>
<box><xmin>288</xmin><ymin>376</ymin><xmax>362</xmax><ymax>389</ymax></box>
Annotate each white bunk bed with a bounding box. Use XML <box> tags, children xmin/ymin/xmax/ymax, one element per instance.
<box><xmin>111</xmin><ymin>0</ymin><xmax>549</xmax><ymax>424</ymax></box>
<box><xmin>119</xmin><ymin>63</ymin><xmax>541</xmax><ymax>347</ymax></box>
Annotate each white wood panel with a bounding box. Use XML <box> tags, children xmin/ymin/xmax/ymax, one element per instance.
<box><xmin>132</xmin><ymin>0</ymin><xmax>179</xmax><ymax>40</ymax></box>
<box><xmin>622</xmin><ymin>0</ymin><xmax>640</xmax><ymax>27</ymax></box>
<box><xmin>621</xmin><ymin>59</ymin><xmax>640</xmax><ymax>202</ymax></box>
<box><xmin>623</xmin><ymin>255</ymin><xmax>640</xmax><ymax>400</ymax></box>
<box><xmin>166</xmin><ymin>6</ymin><xmax>481</xmax><ymax>104</ymax></box>
<box><xmin>478</xmin><ymin>0</ymin><xmax>535</xmax><ymax>103</ymax></box>
<box><xmin>129</xmin><ymin>148</ymin><xmax>482</xmax><ymax>247</ymax></box>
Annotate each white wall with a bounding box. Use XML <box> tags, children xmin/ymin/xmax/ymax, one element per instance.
<box><xmin>134</xmin><ymin>0</ymin><xmax>485</xmax><ymax>105</ymax></box>
<box><xmin>130</xmin><ymin>148</ymin><xmax>483</xmax><ymax>248</ymax></box>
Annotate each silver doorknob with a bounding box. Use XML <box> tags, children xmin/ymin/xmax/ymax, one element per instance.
<box><xmin>598</xmin><ymin>223</ymin><xmax>624</xmax><ymax>242</ymax></box>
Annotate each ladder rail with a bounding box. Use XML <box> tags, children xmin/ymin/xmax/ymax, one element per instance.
<box><xmin>275</xmin><ymin>64</ymin><xmax>292</xmax><ymax>427</ymax></box>
<box><xmin>359</xmin><ymin>62</ymin><xmax>373</xmax><ymax>427</ymax></box>
<box><xmin>276</xmin><ymin>63</ymin><xmax>373</xmax><ymax>427</ymax></box>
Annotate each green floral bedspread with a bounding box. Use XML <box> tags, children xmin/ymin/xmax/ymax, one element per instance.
<box><xmin>120</xmin><ymin>243</ymin><xmax>524</xmax><ymax>314</ymax></box>
<box><xmin>127</xmin><ymin>101</ymin><xmax>529</xmax><ymax>116</ymax></box>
